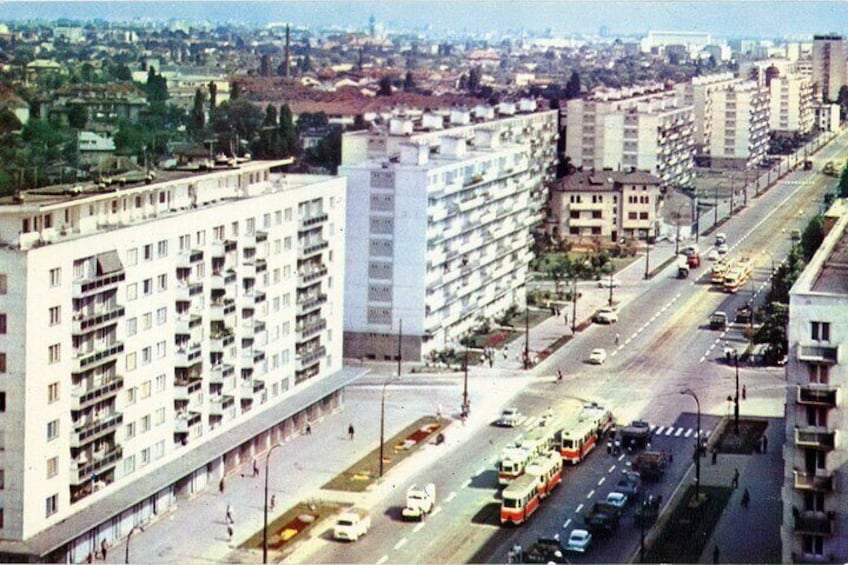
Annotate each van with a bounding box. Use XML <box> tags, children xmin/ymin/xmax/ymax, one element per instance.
<box><xmin>333</xmin><ymin>508</ymin><xmax>371</xmax><ymax>542</ymax></box>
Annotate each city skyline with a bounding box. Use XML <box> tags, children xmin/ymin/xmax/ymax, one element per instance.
<box><xmin>2</xmin><ymin>0</ymin><xmax>848</xmax><ymax>39</ymax></box>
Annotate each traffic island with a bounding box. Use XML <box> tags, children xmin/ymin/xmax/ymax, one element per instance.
<box><xmin>236</xmin><ymin>501</ymin><xmax>342</xmax><ymax>559</ymax></box>
<box><xmin>322</xmin><ymin>416</ymin><xmax>446</xmax><ymax>493</ymax></box>
<box><xmin>712</xmin><ymin>417</ymin><xmax>768</xmax><ymax>455</ymax></box>
<box><xmin>645</xmin><ymin>485</ymin><xmax>733</xmax><ymax>563</ymax></box>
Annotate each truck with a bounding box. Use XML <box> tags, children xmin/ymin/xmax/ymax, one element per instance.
<box><xmin>677</xmin><ymin>255</ymin><xmax>690</xmax><ymax>279</ymax></box>
<box><xmin>620</xmin><ymin>420</ymin><xmax>653</xmax><ymax>450</ymax></box>
<box><xmin>516</xmin><ymin>535</ymin><xmax>567</xmax><ymax>564</ymax></box>
<box><xmin>402</xmin><ymin>483</ymin><xmax>436</xmax><ymax>520</ymax></box>
<box><xmin>583</xmin><ymin>501</ymin><xmax>622</xmax><ymax>534</ymax></box>
<box><xmin>735</xmin><ymin>304</ymin><xmax>753</xmax><ymax>325</ymax></box>
<box><xmin>631</xmin><ymin>451</ymin><xmax>668</xmax><ymax>481</ymax></box>
<box><xmin>333</xmin><ymin>508</ymin><xmax>371</xmax><ymax>542</ymax></box>
<box><xmin>634</xmin><ymin>494</ymin><xmax>663</xmax><ymax>527</ymax></box>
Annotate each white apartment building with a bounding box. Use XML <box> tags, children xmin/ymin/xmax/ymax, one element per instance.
<box><xmin>548</xmin><ymin>170</ymin><xmax>662</xmax><ymax>241</ymax></box>
<box><xmin>0</xmin><ymin>162</ymin><xmax>351</xmax><ymax>561</ymax></box>
<box><xmin>815</xmin><ymin>103</ymin><xmax>842</xmax><ymax>132</ymax></box>
<box><xmin>812</xmin><ymin>34</ymin><xmax>847</xmax><ymax>103</ymax></box>
<box><xmin>782</xmin><ymin>203</ymin><xmax>848</xmax><ymax>563</ymax></box>
<box><xmin>564</xmin><ymin>84</ymin><xmax>695</xmax><ymax>191</ymax></box>
<box><xmin>676</xmin><ymin>73</ymin><xmax>737</xmax><ymax>159</ymax></box>
<box><xmin>708</xmin><ymin>80</ymin><xmax>770</xmax><ymax>169</ymax></box>
<box><xmin>769</xmin><ymin>73</ymin><xmax>815</xmax><ymax>137</ymax></box>
<box><xmin>340</xmin><ymin>103</ymin><xmax>557</xmax><ymax>361</ymax></box>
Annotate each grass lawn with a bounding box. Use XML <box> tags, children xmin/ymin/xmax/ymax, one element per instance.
<box><xmin>322</xmin><ymin>416</ymin><xmax>444</xmax><ymax>492</ymax></box>
<box><xmin>648</xmin><ymin>485</ymin><xmax>733</xmax><ymax>563</ymax></box>
<box><xmin>714</xmin><ymin>418</ymin><xmax>768</xmax><ymax>455</ymax></box>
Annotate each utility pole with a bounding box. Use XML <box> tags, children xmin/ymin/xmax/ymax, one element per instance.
<box><xmin>644</xmin><ymin>239</ymin><xmax>651</xmax><ymax>279</ymax></box>
<box><xmin>571</xmin><ymin>277</ymin><xmax>577</xmax><ymax>334</ymax></box>
<box><xmin>523</xmin><ymin>307</ymin><xmax>530</xmax><ymax>370</ymax></box>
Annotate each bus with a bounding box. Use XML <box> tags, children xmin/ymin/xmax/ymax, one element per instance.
<box><xmin>560</xmin><ymin>405</ymin><xmax>614</xmax><ymax>465</ymax></box>
<box><xmin>524</xmin><ymin>451</ymin><xmax>563</xmax><ymax>499</ymax></box>
<box><xmin>498</xmin><ymin>445</ymin><xmax>533</xmax><ymax>485</ymax></box>
<box><xmin>723</xmin><ymin>257</ymin><xmax>751</xmax><ymax>293</ymax></box>
<box><xmin>711</xmin><ymin>260</ymin><xmax>730</xmax><ymax>284</ymax></box>
<box><xmin>500</xmin><ymin>474</ymin><xmax>541</xmax><ymax>525</ymax></box>
<box><xmin>579</xmin><ymin>403</ymin><xmax>615</xmax><ymax>437</ymax></box>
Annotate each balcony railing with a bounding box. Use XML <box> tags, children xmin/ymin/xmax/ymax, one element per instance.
<box><xmin>798</xmin><ymin>385</ymin><xmax>838</xmax><ymax>408</ymax></box>
<box><xmin>297</xmin><ymin>265</ymin><xmax>328</xmax><ymax>288</ymax></box>
<box><xmin>795</xmin><ymin>428</ymin><xmax>836</xmax><ymax>450</ymax></box>
<box><xmin>296</xmin><ymin>320</ymin><xmax>327</xmax><ymax>340</ymax></box>
<box><xmin>73</xmin><ymin>271</ymin><xmax>126</xmax><ymax>296</ymax></box>
<box><xmin>71</xmin><ymin>445</ymin><xmax>123</xmax><ymax>485</ymax></box>
<box><xmin>71</xmin><ymin>376</ymin><xmax>123</xmax><ymax>410</ymax></box>
<box><xmin>209</xmin><ymin>364</ymin><xmax>234</xmax><ymax>384</ymax></box>
<box><xmin>73</xmin><ymin>342</ymin><xmax>124</xmax><ymax>372</ymax></box>
<box><xmin>174</xmin><ymin>411</ymin><xmax>201</xmax><ymax>434</ymax></box>
<box><xmin>300</xmin><ymin>240</ymin><xmax>329</xmax><ymax>257</ymax></box>
<box><xmin>71</xmin><ymin>412</ymin><xmax>123</xmax><ymax>447</ymax></box>
<box><xmin>798</xmin><ymin>344</ymin><xmax>838</xmax><ymax>364</ymax></box>
<box><xmin>72</xmin><ymin>305</ymin><xmax>125</xmax><ymax>334</ymax></box>
<box><xmin>794</xmin><ymin>511</ymin><xmax>835</xmax><ymax>535</ymax></box>
<box><xmin>296</xmin><ymin>294</ymin><xmax>327</xmax><ymax>315</ymax></box>
<box><xmin>793</xmin><ymin>469</ymin><xmax>835</xmax><ymax>491</ymax></box>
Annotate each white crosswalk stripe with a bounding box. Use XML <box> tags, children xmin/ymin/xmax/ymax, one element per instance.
<box><xmin>674</xmin><ymin>427</ymin><xmax>684</xmax><ymax>437</ymax></box>
<box><xmin>684</xmin><ymin>428</ymin><xmax>694</xmax><ymax>438</ymax></box>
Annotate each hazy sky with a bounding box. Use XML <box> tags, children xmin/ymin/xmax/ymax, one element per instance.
<box><xmin>1</xmin><ymin>1</ymin><xmax>847</xmax><ymax>39</ymax></box>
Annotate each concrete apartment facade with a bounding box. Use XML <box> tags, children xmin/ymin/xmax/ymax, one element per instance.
<box><xmin>708</xmin><ymin>80</ymin><xmax>770</xmax><ymax>170</ymax></box>
<box><xmin>676</xmin><ymin>73</ymin><xmax>737</xmax><ymax>159</ymax></box>
<box><xmin>812</xmin><ymin>34</ymin><xmax>847</xmax><ymax>103</ymax></box>
<box><xmin>0</xmin><ymin>161</ymin><xmax>351</xmax><ymax>561</ymax></box>
<box><xmin>564</xmin><ymin>84</ymin><xmax>695</xmax><ymax>191</ymax></box>
<box><xmin>548</xmin><ymin>170</ymin><xmax>662</xmax><ymax>242</ymax></box>
<box><xmin>782</xmin><ymin>203</ymin><xmax>848</xmax><ymax>563</ymax></box>
<box><xmin>339</xmin><ymin>103</ymin><xmax>557</xmax><ymax>362</ymax></box>
<box><xmin>769</xmin><ymin>74</ymin><xmax>815</xmax><ymax>137</ymax></box>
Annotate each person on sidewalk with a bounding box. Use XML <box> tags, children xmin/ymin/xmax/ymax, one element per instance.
<box><xmin>742</xmin><ymin>384</ymin><xmax>747</xmax><ymax>400</ymax></box>
<box><xmin>270</xmin><ymin>494</ymin><xmax>276</xmax><ymax>510</ymax></box>
<box><xmin>226</xmin><ymin>504</ymin><xmax>234</xmax><ymax>524</ymax></box>
<box><xmin>732</xmin><ymin>468</ymin><xmax>739</xmax><ymax>489</ymax></box>
<box><xmin>713</xmin><ymin>545</ymin><xmax>720</xmax><ymax>563</ymax></box>
<box><xmin>741</xmin><ymin>488</ymin><xmax>750</xmax><ymax>508</ymax></box>
<box><xmin>615</xmin><ymin>332</ymin><xmax>620</xmax><ymax>346</ymax></box>
<box><xmin>227</xmin><ymin>524</ymin><xmax>234</xmax><ymax>542</ymax></box>
<box><xmin>100</xmin><ymin>539</ymin><xmax>108</xmax><ymax>561</ymax></box>
<box><xmin>348</xmin><ymin>424</ymin><xmax>355</xmax><ymax>440</ymax></box>
<box><xmin>711</xmin><ymin>447</ymin><xmax>718</xmax><ymax>465</ymax></box>
<box><xmin>306</xmin><ymin>422</ymin><xmax>312</xmax><ymax>435</ymax></box>
<box><xmin>252</xmin><ymin>459</ymin><xmax>259</xmax><ymax>477</ymax></box>
<box><xmin>761</xmin><ymin>435</ymin><xmax>768</xmax><ymax>453</ymax></box>
<box><xmin>219</xmin><ymin>476</ymin><xmax>225</xmax><ymax>494</ymax></box>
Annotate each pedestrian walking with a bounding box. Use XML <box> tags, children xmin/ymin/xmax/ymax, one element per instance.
<box><xmin>219</xmin><ymin>476</ymin><xmax>225</xmax><ymax>494</ymax></box>
<box><xmin>270</xmin><ymin>494</ymin><xmax>276</xmax><ymax>510</ymax></box>
<box><xmin>762</xmin><ymin>434</ymin><xmax>768</xmax><ymax>453</ymax></box>
<box><xmin>732</xmin><ymin>468</ymin><xmax>739</xmax><ymax>489</ymax></box>
<box><xmin>711</xmin><ymin>447</ymin><xmax>718</xmax><ymax>465</ymax></box>
<box><xmin>306</xmin><ymin>422</ymin><xmax>312</xmax><ymax>435</ymax></box>
<box><xmin>615</xmin><ymin>332</ymin><xmax>620</xmax><ymax>346</ymax></box>
<box><xmin>252</xmin><ymin>459</ymin><xmax>259</xmax><ymax>477</ymax></box>
<box><xmin>557</xmin><ymin>369</ymin><xmax>563</xmax><ymax>382</ymax></box>
<box><xmin>227</xmin><ymin>524</ymin><xmax>234</xmax><ymax>542</ymax></box>
<box><xmin>226</xmin><ymin>504</ymin><xmax>234</xmax><ymax>524</ymax></box>
<box><xmin>741</xmin><ymin>488</ymin><xmax>750</xmax><ymax>508</ymax></box>
<box><xmin>502</xmin><ymin>348</ymin><xmax>508</xmax><ymax>360</ymax></box>
<box><xmin>742</xmin><ymin>384</ymin><xmax>747</xmax><ymax>400</ymax></box>
<box><xmin>348</xmin><ymin>423</ymin><xmax>355</xmax><ymax>440</ymax></box>
<box><xmin>563</xmin><ymin>313</ymin><xmax>568</xmax><ymax>327</ymax></box>
<box><xmin>713</xmin><ymin>545</ymin><xmax>720</xmax><ymax>563</ymax></box>
<box><xmin>100</xmin><ymin>539</ymin><xmax>108</xmax><ymax>561</ymax></box>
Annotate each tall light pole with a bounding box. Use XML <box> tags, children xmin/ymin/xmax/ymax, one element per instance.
<box><xmin>674</xmin><ymin>202</ymin><xmax>686</xmax><ymax>257</ymax></box>
<box><xmin>644</xmin><ymin>238</ymin><xmax>651</xmax><ymax>279</ymax></box>
<box><xmin>523</xmin><ymin>306</ymin><xmax>530</xmax><ymax>370</ymax></box>
<box><xmin>680</xmin><ymin>389</ymin><xmax>701</xmax><ymax>500</ymax></box>
<box><xmin>462</xmin><ymin>333</ymin><xmax>469</xmax><ymax>415</ymax></box>
<box><xmin>733</xmin><ymin>352</ymin><xmax>740</xmax><ymax>435</ymax></box>
<box><xmin>571</xmin><ymin>276</ymin><xmax>577</xmax><ymax>334</ymax></box>
<box><xmin>379</xmin><ymin>374</ymin><xmax>397</xmax><ymax>478</ymax></box>
<box><xmin>607</xmin><ymin>270</ymin><xmax>614</xmax><ymax>307</ymax></box>
<box><xmin>263</xmin><ymin>442</ymin><xmax>282</xmax><ymax>563</ymax></box>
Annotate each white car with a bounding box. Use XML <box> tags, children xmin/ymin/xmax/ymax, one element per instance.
<box><xmin>717</xmin><ymin>243</ymin><xmax>729</xmax><ymax>255</ymax></box>
<box><xmin>497</xmin><ymin>407</ymin><xmax>520</xmax><ymax>427</ymax></box>
<box><xmin>588</xmin><ymin>348</ymin><xmax>607</xmax><ymax>365</ymax></box>
<box><xmin>606</xmin><ymin>491</ymin><xmax>628</xmax><ymax>509</ymax></box>
<box><xmin>597</xmin><ymin>277</ymin><xmax>621</xmax><ymax>288</ymax></box>
<box><xmin>593</xmin><ymin>307</ymin><xmax>618</xmax><ymax>324</ymax></box>
<box><xmin>566</xmin><ymin>529</ymin><xmax>592</xmax><ymax>553</ymax></box>
<box><xmin>706</xmin><ymin>249</ymin><xmax>720</xmax><ymax>261</ymax></box>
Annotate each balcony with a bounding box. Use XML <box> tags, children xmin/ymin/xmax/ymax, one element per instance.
<box><xmin>72</xmin><ymin>305</ymin><xmax>125</xmax><ymax>334</ymax></box>
<box><xmin>73</xmin><ymin>342</ymin><xmax>124</xmax><ymax>372</ymax></box>
<box><xmin>297</xmin><ymin>265</ymin><xmax>328</xmax><ymax>288</ymax></box>
<box><xmin>174</xmin><ymin>378</ymin><xmax>202</xmax><ymax>401</ymax></box>
<box><xmin>175</xmin><ymin>282</ymin><xmax>204</xmax><ymax>301</ymax></box>
<box><xmin>798</xmin><ymin>385</ymin><xmax>838</xmax><ymax>408</ymax></box>
<box><xmin>296</xmin><ymin>346</ymin><xmax>326</xmax><ymax>371</ymax></box>
<box><xmin>209</xmin><ymin>240</ymin><xmax>226</xmax><ymax>257</ymax></box>
<box><xmin>209</xmin><ymin>364</ymin><xmax>234</xmax><ymax>384</ymax></box>
<box><xmin>798</xmin><ymin>344</ymin><xmax>838</xmax><ymax>364</ymax></box>
<box><xmin>174</xmin><ymin>411</ymin><xmax>201</xmax><ymax>434</ymax></box>
<box><xmin>175</xmin><ymin>314</ymin><xmax>203</xmax><ymax>335</ymax></box>
<box><xmin>71</xmin><ymin>376</ymin><xmax>123</xmax><ymax>410</ymax></box>
<box><xmin>296</xmin><ymin>320</ymin><xmax>326</xmax><ymax>340</ymax></box>
<box><xmin>299</xmin><ymin>239</ymin><xmax>329</xmax><ymax>257</ymax></box>
<box><xmin>211</xmin><ymin>298</ymin><xmax>236</xmax><ymax>320</ymax></box>
<box><xmin>296</xmin><ymin>294</ymin><xmax>327</xmax><ymax>315</ymax></box>
<box><xmin>256</xmin><ymin>258</ymin><xmax>268</xmax><ymax>274</ymax></box>
<box><xmin>795</xmin><ymin>428</ymin><xmax>836</xmax><ymax>450</ymax></box>
<box><xmin>71</xmin><ymin>412</ymin><xmax>123</xmax><ymax>448</ymax></box>
<box><xmin>176</xmin><ymin>249</ymin><xmax>204</xmax><ymax>268</ymax></box>
<box><xmin>299</xmin><ymin>212</ymin><xmax>328</xmax><ymax>231</ymax></box>
<box><xmin>70</xmin><ymin>445</ymin><xmax>122</xmax><ymax>485</ymax></box>
<box><xmin>794</xmin><ymin>510</ymin><xmax>835</xmax><ymax>535</ymax></box>
<box><xmin>174</xmin><ymin>343</ymin><xmax>203</xmax><ymax>367</ymax></box>
<box><xmin>72</xmin><ymin>271</ymin><xmax>126</xmax><ymax>296</ymax></box>
<box><xmin>209</xmin><ymin>330</ymin><xmax>235</xmax><ymax>352</ymax></box>
<box><xmin>209</xmin><ymin>394</ymin><xmax>234</xmax><ymax>415</ymax></box>
<box><xmin>794</xmin><ymin>469</ymin><xmax>835</xmax><ymax>491</ymax></box>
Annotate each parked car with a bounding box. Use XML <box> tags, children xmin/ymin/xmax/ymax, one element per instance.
<box><xmin>717</xmin><ymin>243</ymin><xmax>729</xmax><ymax>255</ymax></box>
<box><xmin>597</xmin><ymin>277</ymin><xmax>621</xmax><ymax>288</ymax></box>
<box><xmin>715</xmin><ymin>233</ymin><xmax>727</xmax><ymax>246</ymax></box>
<box><xmin>593</xmin><ymin>307</ymin><xmax>618</xmax><ymax>324</ymax></box>
<box><xmin>606</xmin><ymin>492</ymin><xmax>629</xmax><ymax>509</ymax></box>
<box><xmin>497</xmin><ymin>407</ymin><xmax>520</xmax><ymax>427</ymax></box>
<box><xmin>707</xmin><ymin>249</ymin><xmax>720</xmax><ymax>261</ymax></box>
<box><xmin>588</xmin><ymin>348</ymin><xmax>607</xmax><ymax>365</ymax></box>
<box><xmin>566</xmin><ymin>529</ymin><xmax>592</xmax><ymax>553</ymax></box>
<box><xmin>520</xmin><ymin>535</ymin><xmax>567</xmax><ymax>564</ymax></box>
<box><xmin>615</xmin><ymin>471</ymin><xmax>642</xmax><ymax>497</ymax></box>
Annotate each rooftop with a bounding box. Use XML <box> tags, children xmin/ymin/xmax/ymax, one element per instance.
<box><xmin>551</xmin><ymin>170</ymin><xmax>661</xmax><ymax>192</ymax></box>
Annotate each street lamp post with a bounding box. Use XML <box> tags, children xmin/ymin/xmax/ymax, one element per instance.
<box><xmin>379</xmin><ymin>375</ymin><xmax>395</xmax><ymax>478</ymax></box>
<box><xmin>524</xmin><ymin>307</ymin><xmax>530</xmax><ymax>370</ymax></box>
<box><xmin>607</xmin><ymin>270</ymin><xmax>614</xmax><ymax>307</ymax></box>
<box><xmin>644</xmin><ymin>238</ymin><xmax>651</xmax><ymax>279</ymax></box>
<box><xmin>571</xmin><ymin>277</ymin><xmax>577</xmax><ymax>334</ymax></box>
<box><xmin>733</xmin><ymin>352</ymin><xmax>740</xmax><ymax>435</ymax></box>
<box><xmin>680</xmin><ymin>389</ymin><xmax>701</xmax><ymax>500</ymax></box>
<box><xmin>462</xmin><ymin>335</ymin><xmax>469</xmax><ymax>415</ymax></box>
<box><xmin>125</xmin><ymin>524</ymin><xmax>141</xmax><ymax>564</ymax></box>
<box><xmin>674</xmin><ymin>202</ymin><xmax>686</xmax><ymax>256</ymax></box>
<box><xmin>263</xmin><ymin>443</ymin><xmax>282</xmax><ymax>563</ymax></box>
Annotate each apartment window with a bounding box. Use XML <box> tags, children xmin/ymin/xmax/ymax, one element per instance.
<box><xmin>807</xmin><ymin>364</ymin><xmax>829</xmax><ymax>384</ymax></box>
<box><xmin>0</xmin><ymin>314</ymin><xmax>5</xmax><ymax>334</ymax></box>
<box><xmin>48</xmin><ymin>344</ymin><xmax>60</xmax><ymax>364</ymax></box>
<box><xmin>49</xmin><ymin>267</ymin><xmax>61</xmax><ymax>287</ymax></box>
<box><xmin>141</xmin><ymin>447</ymin><xmax>151</xmax><ymax>466</ymax></box>
<box><xmin>569</xmin><ymin>211</ymin><xmax>580</xmax><ymax>219</ymax></box>
<box><xmin>179</xmin><ymin>234</ymin><xmax>190</xmax><ymax>251</ymax></box>
<box><xmin>48</xmin><ymin>382</ymin><xmax>59</xmax><ymax>403</ymax></box>
<box><xmin>142</xmin><ymin>313</ymin><xmax>152</xmax><ymax>330</ymax></box>
<box><xmin>639</xmin><ymin>212</ymin><xmax>649</xmax><ymax>220</ymax></box>
<box><xmin>49</xmin><ymin>306</ymin><xmax>61</xmax><ymax>326</ymax></box>
<box><xmin>143</xmin><ymin>279</ymin><xmax>153</xmax><ymax>296</ymax></box>
<box><xmin>284</xmin><ymin>237</ymin><xmax>292</xmax><ymax>250</ymax></box>
<box><xmin>157</xmin><ymin>240</ymin><xmax>168</xmax><ymax>257</ymax></box>
<box><xmin>0</xmin><ymin>470</ymin><xmax>4</xmax><ymax>489</ymax></box>
<box><xmin>811</xmin><ymin>321</ymin><xmax>831</xmax><ymax>341</ymax></box>
<box><xmin>126</xmin><ymin>352</ymin><xmax>136</xmax><ymax>371</ymax></box>
<box><xmin>46</xmin><ymin>419</ymin><xmax>59</xmax><ymax>441</ymax></box>
<box><xmin>157</xmin><ymin>274</ymin><xmax>167</xmax><ymax>292</ymax></box>
<box><xmin>0</xmin><ymin>393</ymin><xmax>5</xmax><ymax>412</ymax></box>
<box><xmin>127</xmin><ymin>283</ymin><xmax>137</xmax><ymax>302</ymax></box>
<box><xmin>275</xmin><ymin>211</ymin><xmax>282</xmax><ymax>225</ymax></box>
<box><xmin>591</xmin><ymin>211</ymin><xmax>602</xmax><ymax>219</ymax></box>
<box><xmin>213</xmin><ymin>225</ymin><xmax>225</xmax><ymax>241</ymax></box>
<box><xmin>141</xmin><ymin>415</ymin><xmax>151</xmax><ymax>432</ymax></box>
<box><xmin>127</xmin><ymin>318</ymin><xmax>137</xmax><ymax>337</ymax></box>
<box><xmin>141</xmin><ymin>347</ymin><xmax>151</xmax><ymax>366</ymax></box>
<box><xmin>0</xmin><ymin>275</ymin><xmax>6</xmax><ymax>295</ymax></box>
<box><xmin>45</xmin><ymin>494</ymin><xmax>58</xmax><ymax>517</ymax></box>
<box><xmin>156</xmin><ymin>340</ymin><xmax>166</xmax><ymax>359</ymax></box>
<box><xmin>140</xmin><ymin>380</ymin><xmax>151</xmax><ymax>399</ymax></box>
<box><xmin>285</xmin><ymin>208</ymin><xmax>292</xmax><ymax>221</ymax></box>
<box><xmin>143</xmin><ymin>244</ymin><xmax>153</xmax><ymax>261</ymax></box>
<box><xmin>126</xmin><ymin>249</ymin><xmax>138</xmax><ymax>266</ymax></box>
<box><xmin>46</xmin><ymin>457</ymin><xmax>58</xmax><ymax>479</ymax></box>
<box><xmin>124</xmin><ymin>455</ymin><xmax>136</xmax><ymax>474</ymax></box>
<box><xmin>125</xmin><ymin>421</ymin><xmax>136</xmax><ymax>439</ymax></box>
<box><xmin>155</xmin><ymin>407</ymin><xmax>165</xmax><ymax>425</ymax></box>
<box><xmin>126</xmin><ymin>386</ymin><xmax>137</xmax><ymax>405</ymax></box>
<box><xmin>802</xmin><ymin>535</ymin><xmax>824</xmax><ymax>557</ymax></box>
<box><xmin>155</xmin><ymin>374</ymin><xmax>166</xmax><ymax>392</ymax></box>
<box><xmin>195</xmin><ymin>230</ymin><xmax>206</xmax><ymax>246</ymax></box>
<box><xmin>0</xmin><ymin>353</ymin><xmax>5</xmax><ymax>373</ymax></box>
<box><xmin>154</xmin><ymin>440</ymin><xmax>165</xmax><ymax>460</ymax></box>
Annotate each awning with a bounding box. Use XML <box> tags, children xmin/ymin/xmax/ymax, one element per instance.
<box><xmin>95</xmin><ymin>251</ymin><xmax>123</xmax><ymax>275</ymax></box>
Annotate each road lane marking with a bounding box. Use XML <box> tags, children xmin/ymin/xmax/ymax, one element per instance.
<box><xmin>394</xmin><ymin>538</ymin><xmax>408</xmax><ymax>550</ymax></box>
<box><xmin>587</xmin><ymin>489</ymin><xmax>595</xmax><ymax>499</ymax></box>
<box><xmin>377</xmin><ymin>556</ymin><xmax>388</xmax><ymax>565</ymax></box>
<box><xmin>618</xmin><ymin>453</ymin><xmax>625</xmax><ymax>462</ymax></box>
<box><xmin>575</xmin><ymin>504</ymin><xmax>583</xmax><ymax>514</ymax></box>
<box><xmin>563</xmin><ymin>518</ymin><xmax>572</xmax><ymax>529</ymax></box>
<box><xmin>431</xmin><ymin>506</ymin><xmax>442</xmax><ymax>517</ymax></box>
<box><xmin>463</xmin><ymin>479</ymin><xmax>472</xmax><ymax>488</ymax></box>
<box><xmin>654</xmin><ymin>426</ymin><xmax>665</xmax><ymax>435</ymax></box>
<box><xmin>444</xmin><ymin>491</ymin><xmax>457</xmax><ymax>503</ymax></box>
<box><xmin>476</xmin><ymin>467</ymin><xmax>486</xmax><ymax>476</ymax></box>
<box><xmin>608</xmin><ymin>465</ymin><xmax>616</xmax><ymax>473</ymax></box>
<box><xmin>598</xmin><ymin>477</ymin><xmax>606</xmax><ymax>486</ymax></box>
<box><xmin>413</xmin><ymin>521</ymin><xmax>426</xmax><ymax>533</ymax></box>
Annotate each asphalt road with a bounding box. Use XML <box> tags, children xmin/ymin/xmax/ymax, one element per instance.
<box><xmin>289</xmin><ymin>129</ymin><xmax>847</xmax><ymax>564</ymax></box>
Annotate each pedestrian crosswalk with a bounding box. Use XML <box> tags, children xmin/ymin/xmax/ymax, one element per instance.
<box><xmin>651</xmin><ymin>425</ymin><xmax>711</xmax><ymax>439</ymax></box>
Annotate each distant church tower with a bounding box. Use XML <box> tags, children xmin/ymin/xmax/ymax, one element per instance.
<box><xmin>284</xmin><ymin>24</ymin><xmax>291</xmax><ymax>78</ymax></box>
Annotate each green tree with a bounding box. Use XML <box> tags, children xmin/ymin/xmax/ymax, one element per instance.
<box><xmin>144</xmin><ymin>67</ymin><xmax>169</xmax><ymax>104</ymax></box>
<box><xmin>211</xmin><ymin>99</ymin><xmax>263</xmax><ymax>145</ymax></box>
<box><xmin>278</xmin><ymin>104</ymin><xmax>298</xmax><ymax>157</ymax></box>
<box><xmin>839</xmin><ymin>159</ymin><xmax>848</xmax><ymax>197</ymax></box>
<box><xmin>754</xmin><ymin>302</ymin><xmax>788</xmax><ymax>364</ymax></box>
<box><xmin>303</xmin><ymin>127</ymin><xmax>341</xmax><ymax>173</ymax></box>
<box><xmin>296</xmin><ymin>111</ymin><xmax>328</xmax><ymax>133</ymax></box>
<box><xmin>0</xmin><ymin>109</ymin><xmax>22</xmax><ymax>136</ymax></box>
<box><xmin>404</xmin><ymin>71</ymin><xmax>416</xmax><ymax>91</ymax></box>
<box><xmin>67</xmin><ymin>103</ymin><xmax>88</xmax><ymax>130</ymax></box>
<box><xmin>800</xmin><ymin>215</ymin><xmax>824</xmax><ymax>262</ymax></box>
<box><xmin>468</xmin><ymin>66</ymin><xmax>481</xmax><ymax>92</ymax></box>
<box><xmin>565</xmin><ymin>71</ymin><xmax>581</xmax><ymax>99</ymax></box>
<box><xmin>208</xmin><ymin>81</ymin><xmax>217</xmax><ymax>112</ymax></box>
<box><xmin>188</xmin><ymin>88</ymin><xmax>206</xmax><ymax>141</ymax></box>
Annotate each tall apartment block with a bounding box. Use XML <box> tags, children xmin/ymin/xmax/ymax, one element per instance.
<box><xmin>0</xmin><ymin>162</ymin><xmax>350</xmax><ymax>561</ymax></box>
<box><xmin>339</xmin><ymin>102</ymin><xmax>557</xmax><ymax>361</ymax></box>
<box><xmin>707</xmin><ymin>80</ymin><xmax>770</xmax><ymax>170</ymax></box>
<box><xmin>675</xmin><ymin>73</ymin><xmax>737</xmax><ymax>160</ymax></box>
<box><xmin>781</xmin><ymin>202</ymin><xmax>848</xmax><ymax>563</ymax></box>
<box><xmin>769</xmin><ymin>73</ymin><xmax>815</xmax><ymax>137</ymax></box>
<box><xmin>563</xmin><ymin>84</ymin><xmax>695</xmax><ymax>191</ymax></box>
<box><xmin>812</xmin><ymin>34</ymin><xmax>847</xmax><ymax>103</ymax></box>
